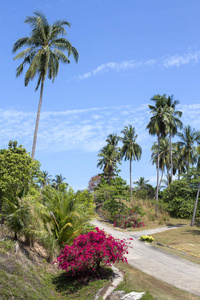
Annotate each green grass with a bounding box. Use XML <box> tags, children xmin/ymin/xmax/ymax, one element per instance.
<box><xmin>0</xmin><ymin>238</ymin><xmax>112</xmax><ymax>300</ymax></box>
<box><xmin>151</xmin><ymin>222</ymin><xmax>200</xmax><ymax>262</ymax></box>
<box><xmin>115</xmin><ymin>262</ymin><xmax>200</xmax><ymax>300</ymax></box>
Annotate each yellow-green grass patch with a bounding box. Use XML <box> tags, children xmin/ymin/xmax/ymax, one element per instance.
<box><xmin>152</xmin><ymin>224</ymin><xmax>200</xmax><ymax>260</ymax></box>
<box><xmin>115</xmin><ymin>262</ymin><xmax>200</xmax><ymax>300</ymax></box>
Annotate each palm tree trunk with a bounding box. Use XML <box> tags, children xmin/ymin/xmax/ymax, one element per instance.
<box><xmin>158</xmin><ymin>167</ymin><xmax>164</xmax><ymax>190</ymax></box>
<box><xmin>167</xmin><ymin>167</ymin><xmax>170</xmax><ymax>187</ymax></box>
<box><xmin>170</xmin><ymin>133</ymin><xmax>173</xmax><ymax>183</ymax></box>
<box><xmin>130</xmin><ymin>159</ymin><xmax>132</xmax><ymax>203</ymax></box>
<box><xmin>31</xmin><ymin>81</ymin><xmax>44</xmax><ymax>160</ymax></box>
<box><xmin>190</xmin><ymin>181</ymin><xmax>200</xmax><ymax>226</ymax></box>
<box><xmin>156</xmin><ymin>134</ymin><xmax>160</xmax><ymax>217</ymax></box>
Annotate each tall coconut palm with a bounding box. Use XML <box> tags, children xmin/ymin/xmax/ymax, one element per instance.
<box><xmin>146</xmin><ymin>94</ymin><xmax>171</xmax><ymax>216</ymax></box>
<box><xmin>151</xmin><ymin>137</ymin><xmax>171</xmax><ymax>188</ymax></box>
<box><xmin>165</xmin><ymin>95</ymin><xmax>183</xmax><ymax>182</ymax></box>
<box><xmin>13</xmin><ymin>11</ymin><xmax>79</xmax><ymax>159</ymax></box>
<box><xmin>177</xmin><ymin>125</ymin><xmax>200</xmax><ymax>171</ymax></box>
<box><xmin>173</xmin><ymin>142</ymin><xmax>187</xmax><ymax>179</ymax></box>
<box><xmin>120</xmin><ymin>125</ymin><xmax>142</xmax><ymax>202</ymax></box>
<box><xmin>97</xmin><ymin>143</ymin><xmax>121</xmax><ymax>184</ymax></box>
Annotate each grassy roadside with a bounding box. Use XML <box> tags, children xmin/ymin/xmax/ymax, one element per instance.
<box><xmin>151</xmin><ymin>223</ymin><xmax>200</xmax><ymax>263</ymax></box>
<box><xmin>0</xmin><ymin>238</ymin><xmax>112</xmax><ymax>300</ymax></box>
<box><xmin>1</xmin><ymin>236</ymin><xmax>200</xmax><ymax>300</ymax></box>
<box><xmin>115</xmin><ymin>262</ymin><xmax>200</xmax><ymax>300</ymax></box>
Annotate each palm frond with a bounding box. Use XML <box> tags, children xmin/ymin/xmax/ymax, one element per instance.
<box><xmin>12</xmin><ymin>37</ymin><xmax>30</xmax><ymax>53</ymax></box>
<box><xmin>53</xmin><ymin>48</ymin><xmax>70</xmax><ymax>63</ymax></box>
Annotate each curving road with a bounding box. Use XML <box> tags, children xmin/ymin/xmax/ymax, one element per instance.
<box><xmin>92</xmin><ymin>219</ymin><xmax>200</xmax><ymax>297</ymax></box>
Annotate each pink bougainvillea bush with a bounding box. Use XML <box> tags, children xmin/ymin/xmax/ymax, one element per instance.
<box><xmin>54</xmin><ymin>227</ymin><xmax>128</xmax><ymax>276</ymax></box>
<box><xmin>113</xmin><ymin>209</ymin><xmax>145</xmax><ymax>229</ymax></box>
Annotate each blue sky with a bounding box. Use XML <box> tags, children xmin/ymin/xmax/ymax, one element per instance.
<box><xmin>1</xmin><ymin>0</ymin><xmax>200</xmax><ymax>190</ymax></box>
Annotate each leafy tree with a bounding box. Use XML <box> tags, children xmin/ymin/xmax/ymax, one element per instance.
<box><xmin>94</xmin><ymin>185</ymin><xmax>118</xmax><ymax>204</ymax></box>
<box><xmin>120</xmin><ymin>125</ymin><xmax>142</xmax><ymax>203</ymax></box>
<box><xmin>162</xmin><ymin>170</ymin><xmax>200</xmax><ymax>219</ymax></box>
<box><xmin>0</xmin><ymin>141</ymin><xmax>40</xmax><ymax>211</ymax></box>
<box><xmin>178</xmin><ymin>125</ymin><xmax>200</xmax><ymax>171</ymax></box>
<box><xmin>94</xmin><ymin>175</ymin><xmax>129</xmax><ymax>205</ymax></box>
<box><xmin>13</xmin><ymin>11</ymin><xmax>79</xmax><ymax>159</ymax></box>
<box><xmin>147</xmin><ymin>94</ymin><xmax>171</xmax><ymax>216</ymax></box>
<box><xmin>88</xmin><ymin>174</ymin><xmax>102</xmax><ymax>192</ymax></box>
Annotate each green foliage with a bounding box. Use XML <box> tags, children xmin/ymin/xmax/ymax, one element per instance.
<box><xmin>102</xmin><ymin>199</ymin><xmax>124</xmax><ymax>221</ymax></box>
<box><xmin>3</xmin><ymin>189</ymin><xmax>30</xmax><ymax>239</ymax></box>
<box><xmin>134</xmin><ymin>184</ymin><xmax>155</xmax><ymax>200</ymax></box>
<box><xmin>94</xmin><ymin>175</ymin><xmax>130</xmax><ymax>204</ymax></box>
<box><xmin>13</xmin><ymin>12</ymin><xmax>79</xmax><ymax>90</ymax></box>
<box><xmin>41</xmin><ymin>187</ymin><xmax>95</xmax><ymax>261</ymax></box>
<box><xmin>0</xmin><ymin>141</ymin><xmax>41</xmax><ymax>208</ymax></box>
<box><xmin>81</xmin><ymin>223</ymin><xmax>96</xmax><ymax>234</ymax></box>
<box><xmin>162</xmin><ymin>174</ymin><xmax>200</xmax><ymax>218</ymax></box>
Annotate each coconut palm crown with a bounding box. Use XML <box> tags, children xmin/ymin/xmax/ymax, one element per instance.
<box><xmin>13</xmin><ymin>11</ymin><xmax>79</xmax><ymax>159</ymax></box>
<box><xmin>178</xmin><ymin>125</ymin><xmax>200</xmax><ymax>170</ymax></box>
<box><xmin>120</xmin><ymin>125</ymin><xmax>142</xmax><ymax>202</ymax></box>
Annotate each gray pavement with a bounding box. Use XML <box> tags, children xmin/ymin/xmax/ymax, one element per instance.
<box><xmin>92</xmin><ymin>219</ymin><xmax>200</xmax><ymax>297</ymax></box>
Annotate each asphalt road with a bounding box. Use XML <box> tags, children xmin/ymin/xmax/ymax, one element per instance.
<box><xmin>92</xmin><ymin>219</ymin><xmax>200</xmax><ymax>297</ymax></box>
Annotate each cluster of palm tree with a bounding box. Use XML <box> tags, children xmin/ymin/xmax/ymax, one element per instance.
<box><xmin>97</xmin><ymin>94</ymin><xmax>200</xmax><ymax>220</ymax></box>
<box><xmin>39</xmin><ymin>171</ymin><xmax>67</xmax><ymax>190</ymax></box>
<box><xmin>97</xmin><ymin>125</ymin><xmax>142</xmax><ymax>202</ymax></box>
<box><xmin>147</xmin><ymin>94</ymin><xmax>200</xmax><ymax>217</ymax></box>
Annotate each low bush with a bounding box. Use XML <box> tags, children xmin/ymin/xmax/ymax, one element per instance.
<box><xmin>140</xmin><ymin>235</ymin><xmax>154</xmax><ymax>243</ymax></box>
<box><xmin>55</xmin><ymin>227</ymin><xmax>128</xmax><ymax>276</ymax></box>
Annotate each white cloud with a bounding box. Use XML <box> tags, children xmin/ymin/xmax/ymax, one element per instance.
<box><xmin>77</xmin><ymin>50</ymin><xmax>200</xmax><ymax>80</ymax></box>
<box><xmin>1</xmin><ymin>103</ymin><xmax>200</xmax><ymax>155</ymax></box>
<box><xmin>162</xmin><ymin>52</ymin><xmax>200</xmax><ymax>68</ymax></box>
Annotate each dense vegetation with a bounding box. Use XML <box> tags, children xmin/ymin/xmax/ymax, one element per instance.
<box><xmin>94</xmin><ymin>94</ymin><xmax>200</xmax><ymax>225</ymax></box>
<box><xmin>0</xmin><ymin>141</ymin><xmax>95</xmax><ymax>262</ymax></box>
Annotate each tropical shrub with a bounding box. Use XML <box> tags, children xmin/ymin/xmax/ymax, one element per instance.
<box><xmin>55</xmin><ymin>227</ymin><xmax>128</xmax><ymax>276</ymax></box>
<box><xmin>102</xmin><ymin>198</ymin><xmax>124</xmax><ymax>221</ymax></box>
<box><xmin>135</xmin><ymin>184</ymin><xmax>155</xmax><ymax>200</ymax></box>
<box><xmin>3</xmin><ymin>190</ymin><xmax>30</xmax><ymax>240</ymax></box>
<box><xmin>40</xmin><ymin>187</ymin><xmax>95</xmax><ymax>261</ymax></box>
